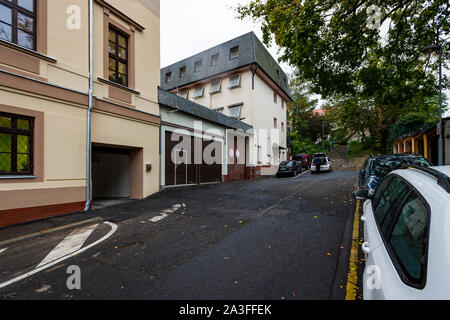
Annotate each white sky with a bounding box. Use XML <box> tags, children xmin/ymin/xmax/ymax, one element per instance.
<box><xmin>161</xmin><ymin>0</ymin><xmax>449</xmax><ymax>116</ymax></box>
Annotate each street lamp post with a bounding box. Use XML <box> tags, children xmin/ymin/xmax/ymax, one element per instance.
<box><xmin>424</xmin><ymin>42</ymin><xmax>444</xmax><ymax>166</ymax></box>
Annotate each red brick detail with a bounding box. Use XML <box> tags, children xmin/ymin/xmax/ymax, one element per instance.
<box><xmin>0</xmin><ymin>202</ymin><xmax>85</xmax><ymax>228</ymax></box>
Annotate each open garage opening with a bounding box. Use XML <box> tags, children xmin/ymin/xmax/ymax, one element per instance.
<box><xmin>91</xmin><ymin>145</ymin><xmax>144</xmax><ymax>210</ymax></box>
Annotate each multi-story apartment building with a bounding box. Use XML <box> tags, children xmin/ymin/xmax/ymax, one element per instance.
<box><xmin>0</xmin><ymin>0</ymin><xmax>161</xmax><ymax>227</ymax></box>
<box><xmin>160</xmin><ymin>32</ymin><xmax>292</xmax><ymax>176</ymax></box>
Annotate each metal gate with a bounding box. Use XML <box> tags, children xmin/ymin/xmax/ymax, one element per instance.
<box><xmin>165</xmin><ymin>131</ymin><xmax>222</xmax><ymax>186</ymax></box>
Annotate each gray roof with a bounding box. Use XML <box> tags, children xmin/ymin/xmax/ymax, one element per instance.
<box><xmin>160</xmin><ymin>32</ymin><xmax>292</xmax><ymax>100</ymax></box>
<box><xmin>158</xmin><ymin>88</ymin><xmax>253</xmax><ymax>133</ymax></box>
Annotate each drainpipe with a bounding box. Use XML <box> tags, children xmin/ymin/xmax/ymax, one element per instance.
<box><xmin>84</xmin><ymin>0</ymin><xmax>94</xmax><ymax>211</ymax></box>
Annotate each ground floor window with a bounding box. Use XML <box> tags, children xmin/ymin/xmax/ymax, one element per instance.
<box><xmin>0</xmin><ymin>112</ymin><xmax>33</xmax><ymax>175</ymax></box>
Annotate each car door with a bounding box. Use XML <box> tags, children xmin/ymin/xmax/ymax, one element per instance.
<box><xmin>362</xmin><ymin>175</ymin><xmax>411</xmax><ymax>299</ymax></box>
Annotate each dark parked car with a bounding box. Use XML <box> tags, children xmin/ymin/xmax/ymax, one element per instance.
<box><xmin>276</xmin><ymin>160</ymin><xmax>302</xmax><ymax>177</ymax></box>
<box><xmin>359</xmin><ymin>153</ymin><xmax>431</xmax><ymax>196</ymax></box>
<box><xmin>293</xmin><ymin>153</ymin><xmax>309</xmax><ymax>169</ymax></box>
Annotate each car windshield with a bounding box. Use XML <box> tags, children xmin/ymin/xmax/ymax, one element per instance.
<box><xmin>294</xmin><ymin>154</ymin><xmax>306</xmax><ymax>160</ymax></box>
<box><xmin>370</xmin><ymin>156</ymin><xmax>430</xmax><ymax>176</ymax></box>
<box><xmin>280</xmin><ymin>161</ymin><xmax>294</xmax><ymax>167</ymax></box>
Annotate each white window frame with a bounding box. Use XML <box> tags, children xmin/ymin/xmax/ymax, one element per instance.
<box><xmin>210</xmin><ymin>53</ymin><xmax>219</xmax><ymax>67</ymax></box>
<box><xmin>194</xmin><ymin>60</ymin><xmax>202</xmax><ymax>73</ymax></box>
<box><xmin>193</xmin><ymin>85</ymin><xmax>204</xmax><ymax>99</ymax></box>
<box><xmin>230</xmin><ymin>46</ymin><xmax>239</xmax><ymax>59</ymax></box>
<box><xmin>179</xmin><ymin>89</ymin><xmax>189</xmax><ymax>99</ymax></box>
<box><xmin>228</xmin><ymin>104</ymin><xmax>242</xmax><ymax>119</ymax></box>
<box><xmin>209</xmin><ymin>79</ymin><xmax>222</xmax><ymax>94</ymax></box>
<box><xmin>228</xmin><ymin>74</ymin><xmax>241</xmax><ymax>89</ymax></box>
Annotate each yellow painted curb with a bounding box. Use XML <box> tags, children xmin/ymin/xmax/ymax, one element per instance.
<box><xmin>345</xmin><ymin>200</ymin><xmax>360</xmax><ymax>300</ymax></box>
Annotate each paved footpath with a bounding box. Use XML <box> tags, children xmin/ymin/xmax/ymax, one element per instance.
<box><xmin>0</xmin><ymin>170</ymin><xmax>363</xmax><ymax>300</ymax></box>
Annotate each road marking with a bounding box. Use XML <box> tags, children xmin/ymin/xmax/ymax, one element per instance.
<box><xmin>37</xmin><ymin>224</ymin><xmax>99</xmax><ymax>268</ymax></box>
<box><xmin>345</xmin><ymin>200</ymin><xmax>361</xmax><ymax>300</ymax></box>
<box><xmin>150</xmin><ymin>203</ymin><xmax>185</xmax><ymax>222</ymax></box>
<box><xmin>292</xmin><ymin>170</ymin><xmax>310</xmax><ymax>179</ymax></box>
<box><xmin>0</xmin><ymin>222</ymin><xmax>117</xmax><ymax>289</ymax></box>
<box><xmin>0</xmin><ymin>248</ymin><xmax>7</xmax><ymax>254</ymax></box>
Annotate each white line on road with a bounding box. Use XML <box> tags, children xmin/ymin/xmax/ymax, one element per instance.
<box><xmin>292</xmin><ymin>170</ymin><xmax>310</xmax><ymax>179</ymax></box>
<box><xmin>0</xmin><ymin>248</ymin><xmax>7</xmax><ymax>254</ymax></box>
<box><xmin>150</xmin><ymin>203</ymin><xmax>186</xmax><ymax>222</ymax></box>
<box><xmin>0</xmin><ymin>222</ymin><xmax>117</xmax><ymax>289</ymax></box>
<box><xmin>36</xmin><ymin>224</ymin><xmax>99</xmax><ymax>268</ymax></box>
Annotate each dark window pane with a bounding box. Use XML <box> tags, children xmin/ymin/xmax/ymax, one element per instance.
<box><xmin>118</xmin><ymin>74</ymin><xmax>127</xmax><ymax>86</ymax></box>
<box><xmin>0</xmin><ymin>133</ymin><xmax>11</xmax><ymax>152</ymax></box>
<box><xmin>0</xmin><ymin>21</ymin><xmax>12</xmax><ymax>42</ymax></box>
<box><xmin>0</xmin><ymin>3</ymin><xmax>12</xmax><ymax>24</ymax></box>
<box><xmin>109</xmin><ymin>70</ymin><xmax>117</xmax><ymax>82</ymax></box>
<box><xmin>109</xmin><ymin>57</ymin><xmax>116</xmax><ymax>71</ymax></box>
<box><xmin>18</xmin><ymin>0</ymin><xmax>34</xmax><ymax>12</ymax></box>
<box><xmin>389</xmin><ymin>193</ymin><xmax>428</xmax><ymax>281</ymax></box>
<box><xmin>118</xmin><ymin>34</ymin><xmax>126</xmax><ymax>48</ymax></box>
<box><xmin>17</xmin><ymin>118</ymin><xmax>29</xmax><ymax>130</ymax></box>
<box><xmin>109</xmin><ymin>30</ymin><xmax>116</xmax><ymax>43</ymax></box>
<box><xmin>0</xmin><ymin>152</ymin><xmax>11</xmax><ymax>173</ymax></box>
<box><xmin>18</xmin><ymin>29</ymin><xmax>33</xmax><ymax>49</ymax></box>
<box><xmin>118</xmin><ymin>62</ymin><xmax>127</xmax><ymax>75</ymax></box>
<box><xmin>118</xmin><ymin>46</ymin><xmax>127</xmax><ymax>59</ymax></box>
<box><xmin>374</xmin><ymin>177</ymin><xmax>408</xmax><ymax>228</ymax></box>
<box><xmin>17</xmin><ymin>153</ymin><xmax>29</xmax><ymax>172</ymax></box>
<box><xmin>108</xmin><ymin>41</ymin><xmax>116</xmax><ymax>55</ymax></box>
<box><xmin>17</xmin><ymin>135</ymin><xmax>29</xmax><ymax>153</ymax></box>
<box><xmin>0</xmin><ymin>116</ymin><xmax>11</xmax><ymax>128</ymax></box>
<box><xmin>381</xmin><ymin>186</ymin><xmax>410</xmax><ymax>235</ymax></box>
<box><xmin>372</xmin><ymin>176</ymin><xmax>392</xmax><ymax>208</ymax></box>
<box><xmin>17</xmin><ymin>12</ymin><xmax>33</xmax><ymax>33</ymax></box>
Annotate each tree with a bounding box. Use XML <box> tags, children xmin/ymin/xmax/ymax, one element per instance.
<box><xmin>287</xmin><ymin>76</ymin><xmax>331</xmax><ymax>154</ymax></box>
<box><xmin>238</xmin><ymin>0</ymin><xmax>449</xmax><ymax>152</ymax></box>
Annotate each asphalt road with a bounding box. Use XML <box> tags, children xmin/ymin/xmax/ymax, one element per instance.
<box><xmin>0</xmin><ymin>170</ymin><xmax>362</xmax><ymax>300</ymax></box>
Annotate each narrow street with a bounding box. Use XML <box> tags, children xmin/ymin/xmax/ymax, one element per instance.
<box><xmin>0</xmin><ymin>170</ymin><xmax>362</xmax><ymax>300</ymax></box>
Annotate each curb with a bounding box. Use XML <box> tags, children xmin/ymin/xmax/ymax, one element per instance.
<box><xmin>0</xmin><ymin>217</ymin><xmax>104</xmax><ymax>248</ymax></box>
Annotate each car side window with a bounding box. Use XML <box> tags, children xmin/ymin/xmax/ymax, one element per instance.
<box><xmin>388</xmin><ymin>192</ymin><xmax>429</xmax><ymax>284</ymax></box>
<box><xmin>373</xmin><ymin>177</ymin><xmax>408</xmax><ymax>231</ymax></box>
<box><xmin>380</xmin><ymin>185</ymin><xmax>410</xmax><ymax>235</ymax></box>
<box><xmin>372</xmin><ymin>175</ymin><xmax>393</xmax><ymax>209</ymax></box>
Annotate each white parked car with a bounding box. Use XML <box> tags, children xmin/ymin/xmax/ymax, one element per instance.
<box><xmin>311</xmin><ymin>154</ymin><xmax>332</xmax><ymax>173</ymax></box>
<box><xmin>353</xmin><ymin>165</ymin><xmax>450</xmax><ymax>299</ymax></box>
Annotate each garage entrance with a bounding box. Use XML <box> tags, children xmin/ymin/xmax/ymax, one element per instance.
<box><xmin>92</xmin><ymin>146</ymin><xmax>130</xmax><ymax>199</ymax></box>
<box><xmin>164</xmin><ymin>131</ymin><xmax>222</xmax><ymax>186</ymax></box>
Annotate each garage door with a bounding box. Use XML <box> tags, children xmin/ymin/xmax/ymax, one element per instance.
<box><xmin>92</xmin><ymin>147</ymin><xmax>130</xmax><ymax>199</ymax></box>
<box><xmin>165</xmin><ymin>131</ymin><xmax>222</xmax><ymax>186</ymax></box>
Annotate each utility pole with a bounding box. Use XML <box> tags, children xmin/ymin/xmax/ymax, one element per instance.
<box><xmin>424</xmin><ymin>40</ymin><xmax>445</xmax><ymax>166</ymax></box>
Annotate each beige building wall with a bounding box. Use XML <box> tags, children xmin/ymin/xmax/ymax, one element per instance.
<box><xmin>0</xmin><ymin>0</ymin><xmax>161</xmax><ymax>227</ymax></box>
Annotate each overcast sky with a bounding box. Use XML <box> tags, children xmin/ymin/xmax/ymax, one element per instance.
<box><xmin>161</xmin><ymin>0</ymin><xmax>449</xmax><ymax>116</ymax></box>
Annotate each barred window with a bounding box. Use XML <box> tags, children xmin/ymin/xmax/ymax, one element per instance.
<box><xmin>108</xmin><ymin>27</ymin><xmax>128</xmax><ymax>87</ymax></box>
<box><xmin>0</xmin><ymin>0</ymin><xmax>36</xmax><ymax>50</ymax></box>
<box><xmin>0</xmin><ymin>112</ymin><xmax>33</xmax><ymax>175</ymax></box>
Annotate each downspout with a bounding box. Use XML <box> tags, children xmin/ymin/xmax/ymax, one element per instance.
<box><xmin>84</xmin><ymin>0</ymin><xmax>94</xmax><ymax>211</ymax></box>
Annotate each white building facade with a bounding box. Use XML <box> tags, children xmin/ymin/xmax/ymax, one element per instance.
<box><xmin>160</xmin><ymin>32</ymin><xmax>292</xmax><ymax>176</ymax></box>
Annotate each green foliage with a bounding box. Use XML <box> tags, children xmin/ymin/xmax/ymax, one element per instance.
<box><xmin>287</xmin><ymin>77</ymin><xmax>332</xmax><ymax>155</ymax></box>
<box><xmin>238</xmin><ymin>0</ymin><xmax>450</xmax><ymax>153</ymax></box>
<box><xmin>347</xmin><ymin>138</ymin><xmax>377</xmax><ymax>158</ymax></box>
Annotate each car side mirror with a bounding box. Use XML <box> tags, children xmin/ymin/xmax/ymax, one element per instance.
<box><xmin>360</xmin><ymin>169</ymin><xmax>366</xmax><ymax>176</ymax></box>
<box><xmin>353</xmin><ymin>189</ymin><xmax>370</xmax><ymax>201</ymax></box>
